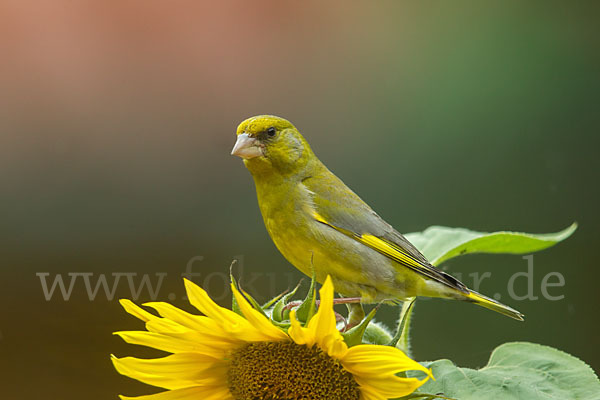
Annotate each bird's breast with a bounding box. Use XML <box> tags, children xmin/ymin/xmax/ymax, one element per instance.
<box><xmin>252</xmin><ymin>179</ymin><xmax>400</xmax><ymax>301</ymax></box>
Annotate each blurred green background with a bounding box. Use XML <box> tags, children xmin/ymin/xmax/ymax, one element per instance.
<box><xmin>1</xmin><ymin>1</ymin><xmax>598</xmax><ymax>398</ymax></box>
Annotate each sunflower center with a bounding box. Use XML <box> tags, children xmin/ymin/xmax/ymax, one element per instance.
<box><xmin>227</xmin><ymin>341</ymin><xmax>360</xmax><ymax>400</ymax></box>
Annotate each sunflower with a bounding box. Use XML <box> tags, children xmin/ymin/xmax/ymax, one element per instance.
<box><xmin>112</xmin><ymin>276</ymin><xmax>432</xmax><ymax>400</ymax></box>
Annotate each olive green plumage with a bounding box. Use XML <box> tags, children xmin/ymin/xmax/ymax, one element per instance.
<box><xmin>231</xmin><ymin>115</ymin><xmax>523</xmax><ymax>321</ymax></box>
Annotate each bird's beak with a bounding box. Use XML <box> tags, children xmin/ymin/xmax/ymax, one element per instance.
<box><xmin>231</xmin><ymin>133</ymin><xmax>264</xmax><ymax>159</ymax></box>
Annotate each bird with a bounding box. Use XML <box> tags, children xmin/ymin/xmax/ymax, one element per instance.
<box><xmin>231</xmin><ymin>115</ymin><xmax>524</xmax><ymax>324</ymax></box>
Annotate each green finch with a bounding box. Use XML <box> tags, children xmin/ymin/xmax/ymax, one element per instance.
<box><xmin>231</xmin><ymin>115</ymin><xmax>524</xmax><ymax>322</ymax></box>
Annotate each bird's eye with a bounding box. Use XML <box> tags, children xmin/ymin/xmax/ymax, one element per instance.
<box><xmin>266</xmin><ymin>127</ymin><xmax>276</xmax><ymax>137</ymax></box>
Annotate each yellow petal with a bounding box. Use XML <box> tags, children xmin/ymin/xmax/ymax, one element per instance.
<box><xmin>287</xmin><ymin>309</ymin><xmax>315</xmax><ymax>346</ymax></box>
<box><xmin>120</xmin><ymin>299</ymin><xmax>157</xmax><ymax>323</ymax></box>
<box><xmin>342</xmin><ymin>344</ymin><xmax>432</xmax><ymax>398</ymax></box>
<box><xmin>305</xmin><ymin>276</ymin><xmax>347</xmax><ymax>357</ymax></box>
<box><xmin>143</xmin><ymin>302</ymin><xmax>228</xmax><ymax>335</ymax></box>
<box><xmin>119</xmin><ymin>300</ymin><xmax>189</xmax><ymax>334</ymax></box>
<box><xmin>144</xmin><ymin>329</ymin><xmax>237</xmax><ymax>351</ymax></box>
<box><xmin>111</xmin><ymin>353</ymin><xmax>226</xmax><ymax>390</ymax></box>
<box><xmin>118</xmin><ymin>386</ymin><xmax>232</xmax><ymax>400</ymax></box>
<box><xmin>319</xmin><ymin>331</ymin><xmax>348</xmax><ymax>359</ymax></box>
<box><xmin>114</xmin><ymin>331</ymin><xmax>225</xmax><ymax>357</ymax></box>
<box><xmin>355</xmin><ymin>375</ymin><xmax>428</xmax><ymax>398</ymax></box>
<box><xmin>145</xmin><ymin>318</ymin><xmax>191</xmax><ymax>335</ymax></box>
<box><xmin>144</xmin><ymin>300</ymin><xmax>256</xmax><ymax>342</ymax></box>
<box><xmin>306</xmin><ymin>276</ymin><xmax>338</xmax><ymax>339</ymax></box>
<box><xmin>342</xmin><ymin>344</ymin><xmax>432</xmax><ymax>378</ymax></box>
<box><xmin>358</xmin><ymin>386</ymin><xmax>387</xmax><ymax>400</ymax></box>
<box><xmin>231</xmin><ymin>283</ymin><xmax>288</xmax><ymax>341</ymax></box>
<box><xmin>183</xmin><ymin>279</ymin><xmax>246</xmax><ymax>326</ymax></box>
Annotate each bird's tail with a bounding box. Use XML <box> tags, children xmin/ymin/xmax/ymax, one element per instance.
<box><xmin>464</xmin><ymin>290</ymin><xmax>524</xmax><ymax>321</ymax></box>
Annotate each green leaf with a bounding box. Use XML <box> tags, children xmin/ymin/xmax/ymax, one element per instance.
<box><xmin>388</xmin><ymin>298</ymin><xmax>415</xmax><ymax>355</ymax></box>
<box><xmin>409</xmin><ymin>342</ymin><xmax>600</xmax><ymax>400</ymax></box>
<box><xmin>262</xmin><ymin>291</ymin><xmax>286</xmax><ymax>310</ymax></box>
<box><xmin>342</xmin><ymin>306</ymin><xmax>379</xmax><ymax>347</ymax></box>
<box><xmin>271</xmin><ymin>281</ymin><xmax>302</xmax><ymax>322</ymax></box>
<box><xmin>396</xmin><ymin>394</ymin><xmax>453</xmax><ymax>400</ymax></box>
<box><xmin>399</xmin><ymin>224</ymin><xmax>576</xmax><ymax>354</ymax></box>
<box><xmin>229</xmin><ymin>274</ymin><xmax>243</xmax><ymax>316</ymax></box>
<box><xmin>362</xmin><ymin>321</ymin><xmax>393</xmax><ymax>345</ymax></box>
<box><xmin>295</xmin><ymin>271</ymin><xmax>317</xmax><ymax>324</ymax></box>
<box><xmin>238</xmin><ymin>287</ymin><xmax>270</xmax><ymax>318</ymax></box>
<box><xmin>405</xmin><ymin>223</ymin><xmax>577</xmax><ymax>265</ymax></box>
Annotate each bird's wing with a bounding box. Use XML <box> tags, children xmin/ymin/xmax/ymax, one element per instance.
<box><xmin>303</xmin><ymin>172</ymin><xmax>468</xmax><ymax>293</ymax></box>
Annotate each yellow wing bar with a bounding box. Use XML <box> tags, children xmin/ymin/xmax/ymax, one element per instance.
<box><xmin>313</xmin><ymin>212</ymin><xmax>467</xmax><ymax>292</ymax></box>
<box><xmin>358</xmin><ymin>234</ymin><xmax>424</xmax><ymax>269</ymax></box>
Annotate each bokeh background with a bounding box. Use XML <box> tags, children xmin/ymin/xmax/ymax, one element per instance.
<box><xmin>1</xmin><ymin>1</ymin><xmax>598</xmax><ymax>398</ymax></box>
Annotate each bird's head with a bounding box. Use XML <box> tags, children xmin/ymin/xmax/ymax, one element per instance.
<box><xmin>232</xmin><ymin>115</ymin><xmax>314</xmax><ymax>175</ymax></box>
